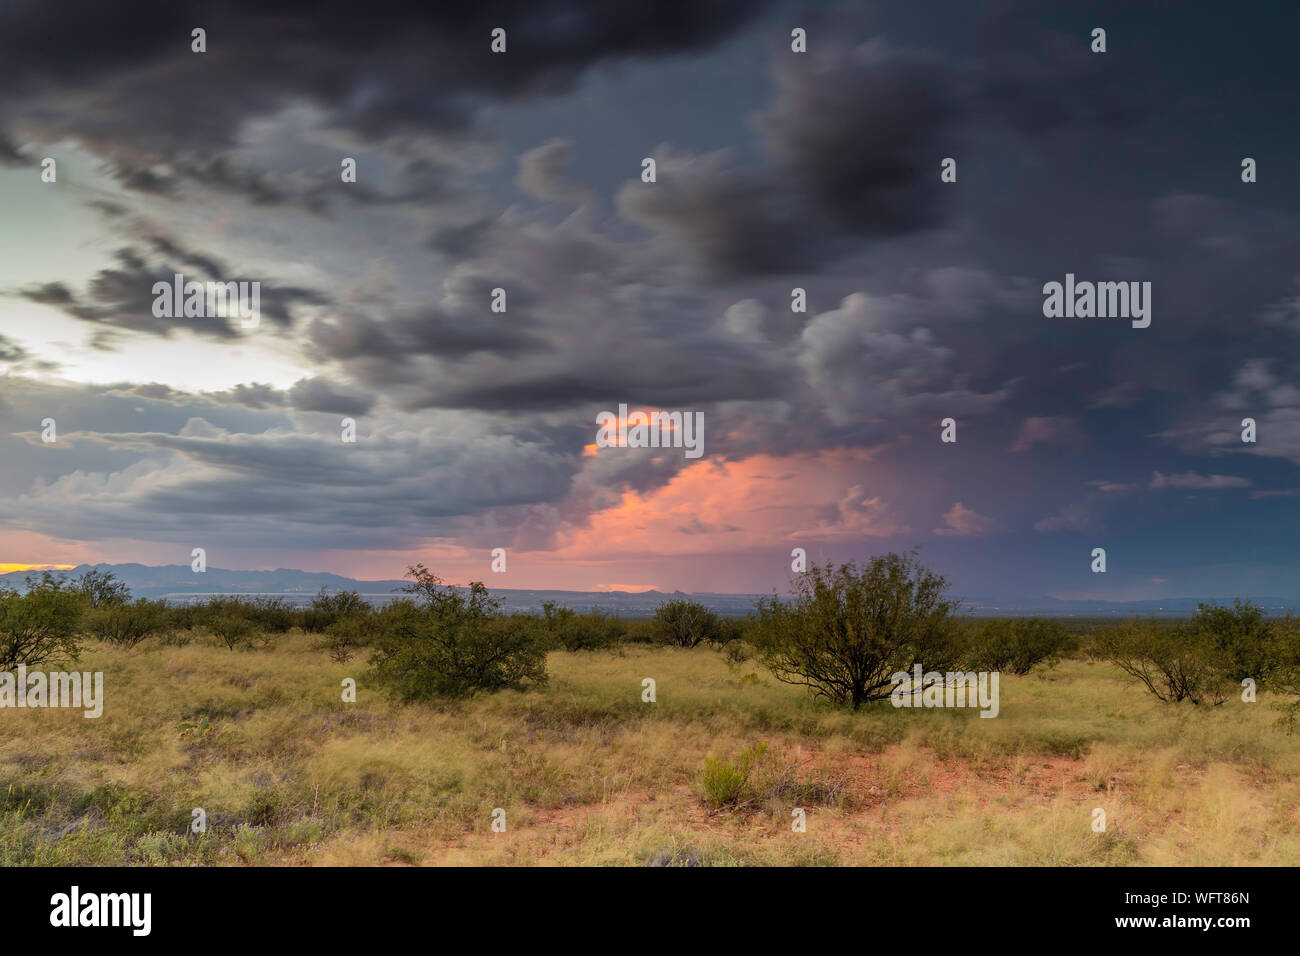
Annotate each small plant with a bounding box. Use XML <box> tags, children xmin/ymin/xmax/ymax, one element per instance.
<box><xmin>322</xmin><ymin>613</ymin><xmax>371</xmax><ymax>663</ymax></box>
<box><xmin>724</xmin><ymin>641</ymin><xmax>753</xmax><ymax>665</ymax></box>
<box><xmin>701</xmin><ymin>742</ymin><xmax>767</xmax><ymax>808</ymax></box>
<box><xmin>178</xmin><ymin>716</ymin><xmax>212</xmax><ymax>739</ymax></box>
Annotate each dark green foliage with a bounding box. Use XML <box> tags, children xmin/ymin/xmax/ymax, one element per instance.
<box><xmin>964</xmin><ymin>617</ymin><xmax>1075</xmax><ymax>674</ymax></box>
<box><xmin>1092</xmin><ymin>618</ymin><xmax>1227</xmax><ymax>705</ymax></box>
<box><xmin>0</xmin><ymin>574</ymin><xmax>84</xmax><ymax>669</ymax></box>
<box><xmin>322</xmin><ymin>613</ymin><xmax>372</xmax><ymax>663</ymax></box>
<box><xmin>69</xmin><ymin>569</ymin><xmax>131</xmax><ymax>609</ymax></box>
<box><xmin>367</xmin><ymin>564</ymin><xmax>548</xmax><ymax>700</ymax></box>
<box><xmin>619</xmin><ymin>619</ymin><xmax>658</xmax><ymax>644</ymax></box>
<box><xmin>84</xmin><ymin>598</ymin><xmax>169</xmax><ymax>648</ymax></box>
<box><xmin>750</xmin><ymin>551</ymin><xmax>961</xmax><ymax>710</ymax></box>
<box><xmin>197</xmin><ymin>597</ymin><xmax>266</xmax><ymax>651</ymax></box>
<box><xmin>652</xmin><ymin>599</ymin><xmax>726</xmax><ymax>648</ymax></box>
<box><xmin>245</xmin><ymin>597</ymin><xmax>297</xmax><ymax>633</ymax></box>
<box><xmin>303</xmin><ymin>588</ymin><xmax>369</xmax><ymax>633</ymax></box>
<box><xmin>1187</xmin><ymin>600</ymin><xmax>1280</xmax><ymax>685</ymax></box>
<box><xmin>1094</xmin><ymin>601</ymin><xmax>1295</xmax><ymax>707</ymax></box>
<box><xmin>537</xmin><ymin>601</ymin><xmax>625</xmax><ymax>651</ymax></box>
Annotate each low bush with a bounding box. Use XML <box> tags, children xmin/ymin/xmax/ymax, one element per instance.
<box><xmin>367</xmin><ymin>565</ymin><xmax>548</xmax><ymax>700</ymax></box>
<box><xmin>537</xmin><ymin>602</ymin><xmax>625</xmax><ymax>651</ymax></box>
<box><xmin>652</xmin><ymin>599</ymin><xmax>726</xmax><ymax>648</ymax></box>
<box><xmin>751</xmin><ymin>552</ymin><xmax>962</xmax><ymax>710</ymax></box>
<box><xmin>84</xmin><ymin>598</ymin><xmax>170</xmax><ymax>648</ymax></box>
<box><xmin>321</xmin><ymin>613</ymin><xmax>372</xmax><ymax>664</ymax></box>
<box><xmin>198</xmin><ymin>598</ymin><xmax>266</xmax><ymax>651</ymax></box>
<box><xmin>964</xmin><ymin>617</ymin><xmax>1075</xmax><ymax>674</ymax></box>
<box><xmin>701</xmin><ymin>742</ymin><xmax>767</xmax><ymax>808</ymax></box>
<box><xmin>1095</xmin><ymin>601</ymin><xmax>1292</xmax><ymax>707</ymax></box>
<box><xmin>0</xmin><ymin>574</ymin><xmax>83</xmax><ymax>669</ymax></box>
<box><xmin>1093</xmin><ymin>618</ymin><xmax>1228</xmax><ymax>705</ymax></box>
<box><xmin>302</xmin><ymin>589</ymin><xmax>369</xmax><ymax>633</ymax></box>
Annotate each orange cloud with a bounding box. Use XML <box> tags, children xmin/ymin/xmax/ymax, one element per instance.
<box><xmin>551</xmin><ymin>447</ymin><xmax>905</xmax><ymax>559</ymax></box>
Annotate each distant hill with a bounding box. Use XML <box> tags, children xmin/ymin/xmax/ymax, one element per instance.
<box><xmin>2</xmin><ymin>564</ymin><xmax>1297</xmax><ymax>617</ymax></box>
<box><xmin>0</xmin><ymin>563</ymin><xmax>760</xmax><ymax>616</ymax></box>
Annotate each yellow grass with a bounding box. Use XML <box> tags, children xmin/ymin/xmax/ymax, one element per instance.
<box><xmin>2</xmin><ymin>634</ymin><xmax>1298</xmax><ymax>865</ymax></box>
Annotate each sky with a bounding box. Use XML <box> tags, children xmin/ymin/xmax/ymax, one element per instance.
<box><xmin>1</xmin><ymin>0</ymin><xmax>1298</xmax><ymax>602</ymax></box>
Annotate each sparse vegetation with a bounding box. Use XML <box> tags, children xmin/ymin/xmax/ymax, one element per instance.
<box><xmin>4</xmin><ymin>562</ymin><xmax>1300</xmax><ymax>865</ymax></box>
<box><xmin>199</xmin><ymin>597</ymin><xmax>267</xmax><ymax>651</ymax></box>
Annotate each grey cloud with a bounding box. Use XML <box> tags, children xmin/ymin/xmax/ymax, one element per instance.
<box><xmin>516</xmin><ymin>139</ymin><xmax>588</xmax><ymax>203</ymax></box>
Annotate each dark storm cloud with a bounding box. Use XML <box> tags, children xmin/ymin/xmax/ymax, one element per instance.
<box><xmin>0</xmin><ymin>0</ymin><xmax>776</xmax><ymax>163</ymax></box>
<box><xmin>427</xmin><ymin>218</ymin><xmax>496</xmax><ymax>260</ymax></box>
<box><xmin>0</xmin><ymin>375</ymin><xmax>574</xmax><ymax>547</ymax></box>
<box><xmin>618</xmin><ymin>4</ymin><xmax>1155</xmax><ymax>280</ymax></box>
<box><xmin>120</xmin><ymin>378</ymin><xmax>373</xmax><ymax>416</ymax></box>
<box><xmin>0</xmin><ymin>134</ymin><xmax>27</xmax><ymax>166</ymax></box>
<box><xmin>304</xmin><ymin>306</ymin><xmax>549</xmax><ymax>369</ymax></box>
<box><xmin>17</xmin><ymin>242</ymin><xmax>330</xmax><ymax>339</ymax></box>
<box><xmin>972</xmin><ymin>0</ymin><xmax>1151</xmax><ymax>134</ymax></box>
<box><xmin>754</xmin><ymin>44</ymin><xmax>961</xmax><ymax>236</ymax></box>
<box><xmin>4</xmin><ymin>0</ymin><xmax>1300</xmax><ymax>596</ymax></box>
<box><xmin>619</xmin><ymin>41</ymin><xmax>964</xmax><ymax>278</ymax></box>
<box><xmin>285</xmin><ymin>377</ymin><xmax>374</xmax><ymax>416</ymax></box>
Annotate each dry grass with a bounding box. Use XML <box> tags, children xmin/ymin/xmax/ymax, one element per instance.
<box><xmin>2</xmin><ymin>633</ymin><xmax>1298</xmax><ymax>865</ymax></box>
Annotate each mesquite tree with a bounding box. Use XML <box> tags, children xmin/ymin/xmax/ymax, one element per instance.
<box><xmin>752</xmin><ymin>551</ymin><xmax>961</xmax><ymax>709</ymax></box>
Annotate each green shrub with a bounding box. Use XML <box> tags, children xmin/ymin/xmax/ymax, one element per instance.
<box><xmin>702</xmin><ymin>742</ymin><xmax>766</xmax><ymax>808</ymax></box>
<box><xmin>537</xmin><ymin>602</ymin><xmax>625</xmax><ymax>651</ymax></box>
<box><xmin>321</xmin><ymin>613</ymin><xmax>372</xmax><ymax>663</ymax></box>
<box><xmin>1189</xmin><ymin>600</ymin><xmax>1280</xmax><ymax>685</ymax></box>
<box><xmin>367</xmin><ymin>565</ymin><xmax>548</xmax><ymax>701</ymax></box>
<box><xmin>160</xmin><ymin>603</ymin><xmax>204</xmax><ymax>646</ymax></box>
<box><xmin>619</xmin><ymin>619</ymin><xmax>657</xmax><ymax>644</ymax></box>
<box><xmin>965</xmin><ymin>617</ymin><xmax>1075</xmax><ymax>674</ymax></box>
<box><xmin>245</xmin><ymin>597</ymin><xmax>297</xmax><ymax>634</ymax></box>
<box><xmin>751</xmin><ymin>551</ymin><xmax>961</xmax><ymax>710</ymax></box>
<box><xmin>84</xmin><ymin>598</ymin><xmax>169</xmax><ymax>648</ymax></box>
<box><xmin>652</xmin><ymin>599</ymin><xmax>725</xmax><ymax>648</ymax></box>
<box><xmin>1092</xmin><ymin>618</ymin><xmax>1227</xmax><ymax>705</ymax></box>
<box><xmin>0</xmin><ymin>574</ymin><xmax>83</xmax><ymax>670</ymax></box>
<box><xmin>303</xmin><ymin>589</ymin><xmax>369</xmax><ymax>633</ymax></box>
<box><xmin>1096</xmin><ymin>602</ymin><xmax>1289</xmax><ymax>707</ymax></box>
<box><xmin>198</xmin><ymin>598</ymin><xmax>265</xmax><ymax>651</ymax></box>
<box><xmin>724</xmin><ymin>641</ymin><xmax>753</xmax><ymax>665</ymax></box>
<box><xmin>69</xmin><ymin>569</ymin><xmax>130</xmax><ymax>608</ymax></box>
<box><xmin>1269</xmin><ymin>614</ymin><xmax>1300</xmax><ymax>729</ymax></box>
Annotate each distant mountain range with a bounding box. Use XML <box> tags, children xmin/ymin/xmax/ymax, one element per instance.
<box><xmin>2</xmin><ymin>564</ymin><xmax>1297</xmax><ymax>618</ymax></box>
